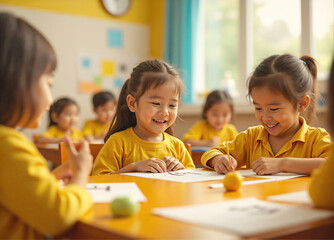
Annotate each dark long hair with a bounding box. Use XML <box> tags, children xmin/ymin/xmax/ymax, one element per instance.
<box><xmin>0</xmin><ymin>12</ymin><xmax>57</xmax><ymax>127</ymax></box>
<box><xmin>104</xmin><ymin>59</ymin><xmax>183</xmax><ymax>142</ymax></box>
<box><xmin>247</xmin><ymin>54</ymin><xmax>318</xmax><ymax>124</ymax></box>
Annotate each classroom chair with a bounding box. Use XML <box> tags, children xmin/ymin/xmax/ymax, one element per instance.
<box><xmin>184</xmin><ymin>143</ymin><xmax>204</xmax><ymax>168</ymax></box>
<box><xmin>59</xmin><ymin>142</ymin><xmax>103</xmax><ymax>164</ymax></box>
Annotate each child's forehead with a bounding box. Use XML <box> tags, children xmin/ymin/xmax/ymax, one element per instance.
<box><xmin>62</xmin><ymin>104</ymin><xmax>79</xmax><ymax>112</ymax></box>
<box><xmin>145</xmin><ymin>82</ymin><xmax>180</xmax><ymax>97</ymax></box>
<box><xmin>251</xmin><ymin>86</ymin><xmax>289</xmax><ymax>104</ymax></box>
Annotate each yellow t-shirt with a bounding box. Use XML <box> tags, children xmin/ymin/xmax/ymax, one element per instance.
<box><xmin>38</xmin><ymin>125</ymin><xmax>83</xmax><ymax>141</ymax></box>
<box><xmin>182</xmin><ymin>120</ymin><xmax>238</xmax><ymax>142</ymax></box>
<box><xmin>92</xmin><ymin>127</ymin><xmax>195</xmax><ymax>175</ymax></box>
<box><xmin>309</xmin><ymin>145</ymin><xmax>334</xmax><ymax>209</ymax></box>
<box><xmin>201</xmin><ymin>117</ymin><xmax>331</xmax><ymax>169</ymax></box>
<box><xmin>82</xmin><ymin>119</ymin><xmax>110</xmax><ymax>136</ymax></box>
<box><xmin>0</xmin><ymin>125</ymin><xmax>92</xmax><ymax>239</ymax></box>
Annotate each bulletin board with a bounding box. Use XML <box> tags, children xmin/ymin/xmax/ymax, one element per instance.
<box><xmin>0</xmin><ymin>4</ymin><xmax>149</xmax><ymax>138</ymax></box>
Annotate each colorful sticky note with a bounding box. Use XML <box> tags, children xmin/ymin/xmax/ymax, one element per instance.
<box><xmin>94</xmin><ymin>75</ymin><xmax>103</xmax><ymax>85</ymax></box>
<box><xmin>114</xmin><ymin>77</ymin><xmax>124</xmax><ymax>88</ymax></box>
<box><xmin>101</xmin><ymin>60</ymin><xmax>115</xmax><ymax>76</ymax></box>
<box><xmin>82</xmin><ymin>58</ymin><xmax>91</xmax><ymax>68</ymax></box>
<box><xmin>107</xmin><ymin>29</ymin><xmax>123</xmax><ymax>48</ymax></box>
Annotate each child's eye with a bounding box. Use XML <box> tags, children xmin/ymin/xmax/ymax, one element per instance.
<box><xmin>169</xmin><ymin>104</ymin><xmax>177</xmax><ymax>108</ymax></box>
<box><xmin>255</xmin><ymin>107</ymin><xmax>262</xmax><ymax>111</ymax></box>
<box><xmin>270</xmin><ymin>108</ymin><xmax>279</xmax><ymax>111</ymax></box>
<box><xmin>150</xmin><ymin>102</ymin><xmax>160</xmax><ymax>106</ymax></box>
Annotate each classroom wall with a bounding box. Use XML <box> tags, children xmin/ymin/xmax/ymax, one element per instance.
<box><xmin>0</xmin><ymin>1</ymin><xmax>329</xmax><ymax>141</ymax></box>
<box><xmin>0</xmin><ymin>1</ymin><xmax>165</xmax><ymax>140</ymax></box>
<box><xmin>0</xmin><ymin>0</ymin><xmax>165</xmax><ymax>59</ymax></box>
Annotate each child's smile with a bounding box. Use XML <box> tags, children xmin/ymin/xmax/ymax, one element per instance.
<box><xmin>251</xmin><ymin>85</ymin><xmax>302</xmax><ymax>139</ymax></box>
<box><xmin>129</xmin><ymin>81</ymin><xmax>179</xmax><ymax>142</ymax></box>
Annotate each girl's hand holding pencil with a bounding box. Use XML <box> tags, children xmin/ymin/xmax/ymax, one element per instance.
<box><xmin>209</xmin><ymin>154</ymin><xmax>237</xmax><ymax>174</ymax></box>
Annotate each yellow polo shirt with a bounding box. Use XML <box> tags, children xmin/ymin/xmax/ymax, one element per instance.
<box><xmin>38</xmin><ymin>125</ymin><xmax>83</xmax><ymax>141</ymax></box>
<box><xmin>309</xmin><ymin>145</ymin><xmax>334</xmax><ymax>209</ymax></box>
<box><xmin>182</xmin><ymin>120</ymin><xmax>238</xmax><ymax>143</ymax></box>
<box><xmin>201</xmin><ymin>117</ymin><xmax>331</xmax><ymax>169</ymax></box>
<box><xmin>92</xmin><ymin>127</ymin><xmax>195</xmax><ymax>175</ymax></box>
<box><xmin>0</xmin><ymin>125</ymin><xmax>92</xmax><ymax>239</ymax></box>
<box><xmin>82</xmin><ymin>119</ymin><xmax>110</xmax><ymax>137</ymax></box>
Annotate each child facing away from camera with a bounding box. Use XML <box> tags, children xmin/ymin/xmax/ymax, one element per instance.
<box><xmin>201</xmin><ymin>54</ymin><xmax>331</xmax><ymax>175</ymax></box>
<box><xmin>182</xmin><ymin>90</ymin><xmax>238</xmax><ymax>147</ymax></box>
<box><xmin>36</xmin><ymin>97</ymin><xmax>84</xmax><ymax>143</ymax></box>
<box><xmin>0</xmin><ymin>12</ymin><xmax>93</xmax><ymax>239</ymax></box>
<box><xmin>309</xmin><ymin>58</ymin><xmax>334</xmax><ymax>209</ymax></box>
<box><xmin>83</xmin><ymin>91</ymin><xmax>117</xmax><ymax>143</ymax></box>
<box><xmin>92</xmin><ymin>59</ymin><xmax>195</xmax><ymax>175</ymax></box>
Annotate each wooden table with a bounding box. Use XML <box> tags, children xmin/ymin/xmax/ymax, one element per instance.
<box><xmin>61</xmin><ymin>174</ymin><xmax>334</xmax><ymax>239</ymax></box>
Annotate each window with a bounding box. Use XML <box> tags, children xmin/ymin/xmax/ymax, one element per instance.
<box><xmin>313</xmin><ymin>0</ymin><xmax>334</xmax><ymax>79</ymax></box>
<box><xmin>199</xmin><ymin>0</ymin><xmax>334</xmax><ymax>105</ymax></box>
<box><xmin>204</xmin><ymin>0</ymin><xmax>239</xmax><ymax>98</ymax></box>
<box><xmin>253</xmin><ymin>0</ymin><xmax>301</xmax><ymax>66</ymax></box>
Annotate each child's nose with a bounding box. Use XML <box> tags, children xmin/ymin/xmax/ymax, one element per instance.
<box><xmin>262</xmin><ymin>111</ymin><xmax>272</xmax><ymax>120</ymax></box>
<box><xmin>159</xmin><ymin>106</ymin><xmax>168</xmax><ymax>116</ymax></box>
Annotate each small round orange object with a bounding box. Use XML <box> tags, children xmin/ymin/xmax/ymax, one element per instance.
<box><xmin>223</xmin><ymin>172</ymin><xmax>243</xmax><ymax>191</ymax></box>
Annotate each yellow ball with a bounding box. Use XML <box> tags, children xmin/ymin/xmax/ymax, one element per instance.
<box><xmin>223</xmin><ymin>172</ymin><xmax>243</xmax><ymax>191</ymax></box>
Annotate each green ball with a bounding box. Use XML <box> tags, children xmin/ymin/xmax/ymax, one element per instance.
<box><xmin>111</xmin><ymin>196</ymin><xmax>140</xmax><ymax>217</ymax></box>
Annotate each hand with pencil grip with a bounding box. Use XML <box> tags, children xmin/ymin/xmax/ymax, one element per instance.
<box><xmin>208</xmin><ymin>154</ymin><xmax>238</xmax><ymax>174</ymax></box>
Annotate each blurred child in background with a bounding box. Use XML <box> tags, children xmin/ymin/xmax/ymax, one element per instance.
<box><xmin>92</xmin><ymin>59</ymin><xmax>195</xmax><ymax>175</ymax></box>
<box><xmin>83</xmin><ymin>91</ymin><xmax>116</xmax><ymax>143</ymax></box>
<box><xmin>202</xmin><ymin>54</ymin><xmax>331</xmax><ymax>175</ymax></box>
<box><xmin>36</xmin><ymin>97</ymin><xmax>83</xmax><ymax>143</ymax></box>
<box><xmin>183</xmin><ymin>90</ymin><xmax>238</xmax><ymax>147</ymax></box>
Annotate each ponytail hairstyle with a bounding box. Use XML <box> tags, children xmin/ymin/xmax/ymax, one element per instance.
<box><xmin>247</xmin><ymin>54</ymin><xmax>318</xmax><ymax>124</ymax></box>
<box><xmin>48</xmin><ymin>97</ymin><xmax>78</xmax><ymax>127</ymax></box>
<box><xmin>328</xmin><ymin>58</ymin><xmax>334</xmax><ymax>135</ymax></box>
<box><xmin>202</xmin><ymin>90</ymin><xmax>234</xmax><ymax>119</ymax></box>
<box><xmin>0</xmin><ymin>12</ymin><xmax>57</xmax><ymax>127</ymax></box>
<box><xmin>104</xmin><ymin>59</ymin><xmax>183</xmax><ymax>142</ymax></box>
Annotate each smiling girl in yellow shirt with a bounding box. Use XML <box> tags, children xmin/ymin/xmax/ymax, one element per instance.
<box><xmin>183</xmin><ymin>90</ymin><xmax>238</xmax><ymax>147</ymax></box>
<box><xmin>202</xmin><ymin>54</ymin><xmax>331</xmax><ymax>175</ymax></box>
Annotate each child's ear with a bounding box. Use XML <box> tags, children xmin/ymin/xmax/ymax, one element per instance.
<box><xmin>51</xmin><ymin>112</ymin><xmax>59</xmax><ymax>123</ymax></box>
<box><xmin>126</xmin><ymin>94</ymin><xmax>136</xmax><ymax>112</ymax></box>
<box><xmin>93</xmin><ymin>107</ymin><xmax>97</xmax><ymax>114</ymax></box>
<box><xmin>297</xmin><ymin>95</ymin><xmax>310</xmax><ymax>113</ymax></box>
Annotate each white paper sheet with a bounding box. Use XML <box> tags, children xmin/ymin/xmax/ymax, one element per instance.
<box><xmin>237</xmin><ymin>169</ymin><xmax>306</xmax><ymax>180</ymax></box>
<box><xmin>267</xmin><ymin>191</ymin><xmax>312</xmax><ymax>204</ymax></box>
<box><xmin>122</xmin><ymin>168</ymin><xmax>305</xmax><ymax>183</ymax></box>
<box><xmin>153</xmin><ymin>198</ymin><xmax>334</xmax><ymax>236</ymax></box>
<box><xmin>208</xmin><ymin>179</ymin><xmax>277</xmax><ymax>189</ymax></box>
<box><xmin>122</xmin><ymin>168</ymin><xmax>226</xmax><ymax>183</ymax></box>
<box><xmin>86</xmin><ymin>182</ymin><xmax>146</xmax><ymax>203</ymax></box>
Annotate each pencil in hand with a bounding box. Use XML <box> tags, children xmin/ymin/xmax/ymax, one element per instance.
<box><xmin>225</xmin><ymin>138</ymin><xmax>234</xmax><ymax>171</ymax></box>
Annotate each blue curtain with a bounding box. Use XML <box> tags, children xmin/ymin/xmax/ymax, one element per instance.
<box><xmin>164</xmin><ymin>0</ymin><xmax>200</xmax><ymax>104</ymax></box>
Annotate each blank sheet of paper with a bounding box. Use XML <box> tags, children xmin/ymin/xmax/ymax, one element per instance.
<box><xmin>267</xmin><ymin>191</ymin><xmax>312</xmax><ymax>204</ymax></box>
<box><xmin>86</xmin><ymin>182</ymin><xmax>146</xmax><ymax>203</ymax></box>
<box><xmin>153</xmin><ymin>198</ymin><xmax>334</xmax><ymax>236</ymax></box>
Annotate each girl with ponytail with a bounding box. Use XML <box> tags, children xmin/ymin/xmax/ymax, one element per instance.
<box><xmin>93</xmin><ymin>59</ymin><xmax>195</xmax><ymax>175</ymax></box>
<box><xmin>202</xmin><ymin>54</ymin><xmax>331</xmax><ymax>175</ymax></box>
